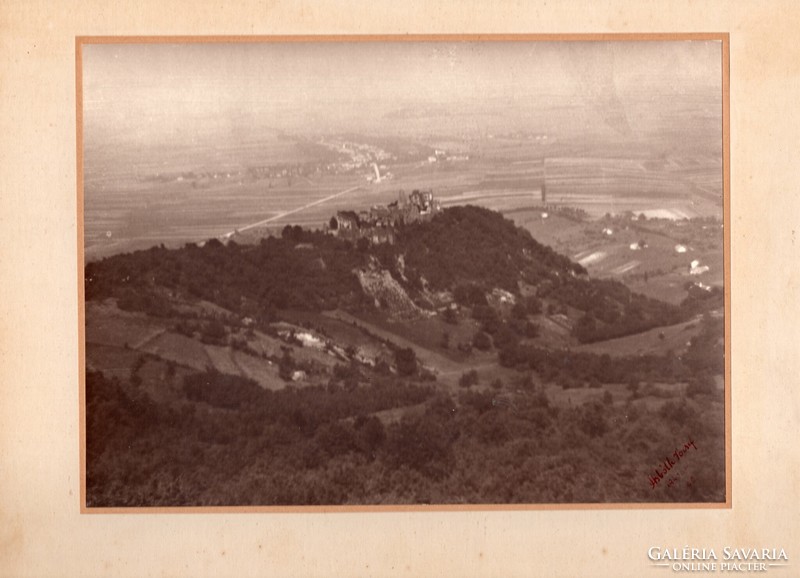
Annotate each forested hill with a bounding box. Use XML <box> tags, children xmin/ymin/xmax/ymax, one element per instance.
<box><xmin>85</xmin><ymin>205</ymin><xmax>719</xmax><ymax>343</ymax></box>
<box><xmin>389</xmin><ymin>205</ymin><xmax>585</xmax><ymax>291</ymax></box>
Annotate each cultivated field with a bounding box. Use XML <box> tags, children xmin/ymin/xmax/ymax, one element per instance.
<box><xmin>84</xmin><ymin>115</ymin><xmax>723</xmax><ymax>261</ymax></box>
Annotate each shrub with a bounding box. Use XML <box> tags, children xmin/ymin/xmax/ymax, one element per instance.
<box><xmin>472</xmin><ymin>331</ymin><xmax>492</xmax><ymax>351</ymax></box>
<box><xmin>686</xmin><ymin>372</ymin><xmax>717</xmax><ymax>398</ymax></box>
<box><xmin>579</xmin><ymin>402</ymin><xmax>608</xmax><ymax>438</ymax></box>
<box><xmin>394</xmin><ymin>347</ymin><xmax>417</xmax><ymax>377</ymax></box>
<box><xmin>525</xmin><ymin>295</ymin><xmax>543</xmax><ymax>315</ymax></box>
<box><xmin>278</xmin><ymin>350</ymin><xmax>296</xmax><ymax>381</ymax></box>
<box><xmin>459</xmin><ymin>370</ymin><xmax>479</xmax><ymax>388</ymax></box>
<box><xmin>385</xmin><ymin>416</ymin><xmax>453</xmax><ymax>477</ymax></box>
<box><xmin>453</xmin><ymin>284</ymin><xmax>487</xmax><ymax>307</ymax></box>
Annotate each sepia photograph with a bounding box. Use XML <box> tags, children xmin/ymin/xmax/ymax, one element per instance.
<box><xmin>80</xmin><ymin>36</ymin><xmax>727</xmax><ymax>508</ymax></box>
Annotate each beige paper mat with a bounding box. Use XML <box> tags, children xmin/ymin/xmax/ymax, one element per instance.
<box><xmin>1</xmin><ymin>1</ymin><xmax>798</xmax><ymax>576</ymax></box>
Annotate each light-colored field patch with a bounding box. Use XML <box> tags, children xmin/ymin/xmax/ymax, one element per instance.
<box><xmin>370</xmin><ymin>402</ymin><xmax>428</xmax><ymax>425</ymax></box>
<box><xmin>574</xmin><ymin>250</ymin><xmax>607</xmax><ymax>267</ymax></box>
<box><xmin>531</xmin><ymin>315</ymin><xmax>573</xmax><ymax>344</ymax></box>
<box><xmin>85</xmin><ymin>301</ymin><xmax>168</xmax><ymax>348</ymax></box>
<box><xmin>242</xmin><ymin>331</ymin><xmax>286</xmax><ymax>359</ymax></box>
<box><xmin>85</xmin><ymin>343</ymin><xmax>147</xmax><ymax>381</ymax></box>
<box><xmin>291</xmin><ymin>343</ymin><xmax>345</xmax><ymax>370</ymax></box>
<box><xmin>638</xmin><ymin>208</ymin><xmax>694</xmax><ymax>220</ymax></box>
<box><xmin>138</xmin><ymin>332</ymin><xmax>212</xmax><ymax>371</ymax></box>
<box><xmin>610</xmin><ymin>260</ymin><xmax>641</xmax><ymax>275</ymax></box>
<box><xmin>203</xmin><ymin>345</ymin><xmax>242</xmax><ymax>376</ymax></box>
<box><xmin>574</xmin><ymin>316</ymin><xmax>703</xmax><ymax>357</ymax></box>
<box><xmin>230</xmin><ymin>350</ymin><xmax>286</xmax><ymax>390</ymax></box>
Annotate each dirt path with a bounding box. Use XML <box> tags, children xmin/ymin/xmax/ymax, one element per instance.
<box><xmin>225</xmin><ymin>184</ymin><xmax>362</xmax><ymax>236</ymax></box>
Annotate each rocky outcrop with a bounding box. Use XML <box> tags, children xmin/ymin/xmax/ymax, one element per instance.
<box><xmin>356</xmin><ymin>267</ymin><xmax>424</xmax><ymax>320</ymax></box>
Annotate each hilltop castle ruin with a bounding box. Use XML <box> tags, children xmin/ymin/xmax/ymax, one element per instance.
<box><xmin>327</xmin><ymin>190</ymin><xmax>441</xmax><ymax>244</ymax></box>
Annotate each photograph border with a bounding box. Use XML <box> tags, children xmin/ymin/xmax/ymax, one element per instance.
<box><xmin>76</xmin><ymin>32</ymin><xmax>731</xmax><ymax>514</ymax></box>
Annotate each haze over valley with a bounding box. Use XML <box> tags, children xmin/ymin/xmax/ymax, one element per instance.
<box><xmin>83</xmin><ymin>41</ymin><xmax>722</xmax><ymax>260</ymax></box>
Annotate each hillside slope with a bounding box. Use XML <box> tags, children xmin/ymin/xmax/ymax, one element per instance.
<box><xmin>85</xmin><ymin>205</ymin><xmax>719</xmax><ymax>344</ymax></box>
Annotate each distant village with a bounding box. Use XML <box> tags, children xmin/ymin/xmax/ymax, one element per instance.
<box><xmin>327</xmin><ymin>189</ymin><xmax>442</xmax><ymax>244</ymax></box>
<box><xmin>141</xmin><ymin>135</ymin><xmax>471</xmax><ymax>190</ymax></box>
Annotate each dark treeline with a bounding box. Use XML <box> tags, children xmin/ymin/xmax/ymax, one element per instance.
<box><xmin>182</xmin><ymin>367</ymin><xmax>431</xmax><ymax>419</ymax></box>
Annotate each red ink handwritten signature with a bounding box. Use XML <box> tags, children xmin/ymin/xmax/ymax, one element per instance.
<box><xmin>648</xmin><ymin>439</ymin><xmax>697</xmax><ymax>490</ymax></box>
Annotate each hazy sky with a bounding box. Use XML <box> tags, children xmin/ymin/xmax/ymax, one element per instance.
<box><xmin>83</xmin><ymin>40</ymin><xmax>722</xmax><ymax>141</ymax></box>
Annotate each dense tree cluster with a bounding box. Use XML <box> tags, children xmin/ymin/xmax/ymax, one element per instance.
<box><xmin>392</xmin><ymin>205</ymin><xmax>584</xmax><ymax>292</ymax></box>
<box><xmin>87</xmin><ymin>365</ymin><xmax>725</xmax><ymax>506</ymax></box>
<box><xmin>498</xmin><ymin>343</ymin><xmax>685</xmax><ymax>387</ymax></box>
<box><xmin>85</xmin><ymin>231</ymin><xmax>371</xmax><ymax>319</ymax></box>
